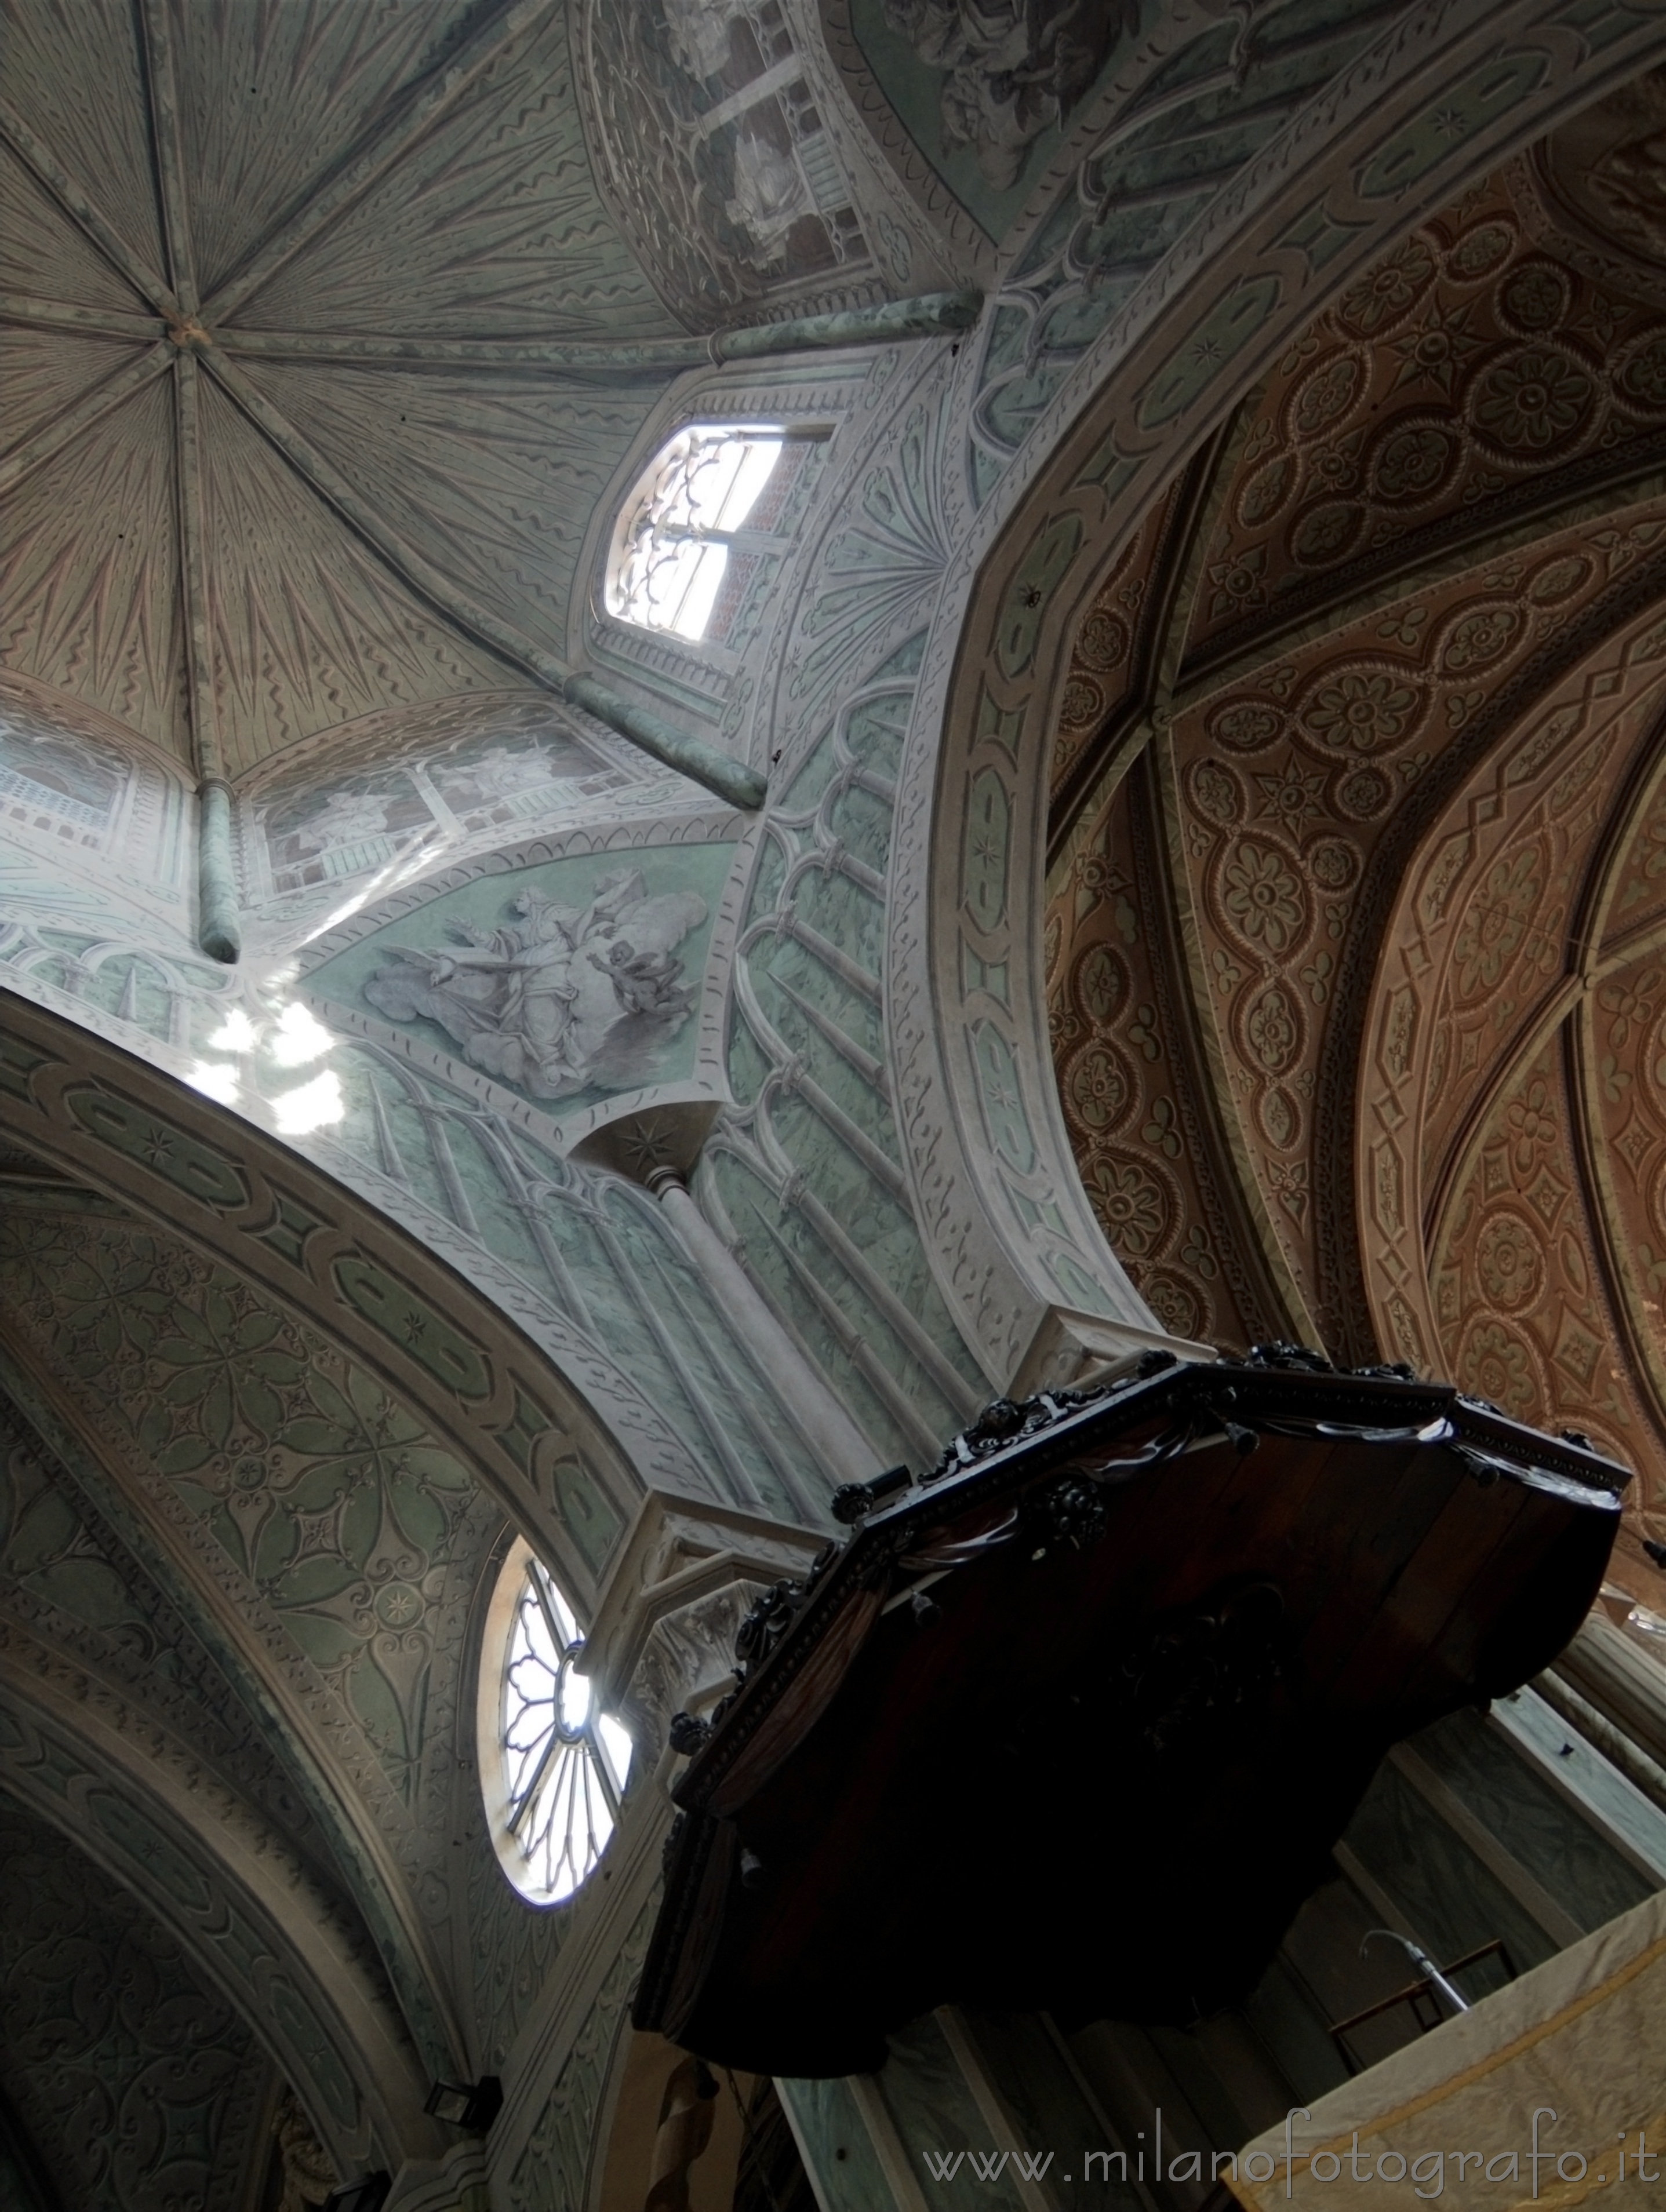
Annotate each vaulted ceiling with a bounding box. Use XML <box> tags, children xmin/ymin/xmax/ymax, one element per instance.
<box><xmin>0</xmin><ymin>1786</ymin><xmax>283</xmax><ymax>2212</ymax></box>
<box><xmin>0</xmin><ymin>1145</ymin><xmax>508</xmax><ymax>2186</ymax></box>
<box><xmin>0</xmin><ymin>0</ymin><xmax>691</xmax><ymax>778</ymax></box>
<box><xmin>0</xmin><ymin>6</ymin><xmax>762</xmax><ymax>2193</ymax></box>
<box><xmin>1046</xmin><ymin>86</ymin><xmax>1666</xmax><ymax>1598</ymax></box>
<box><xmin>6</xmin><ymin>8</ymin><xmax>1666</xmax><ymax>2201</ymax></box>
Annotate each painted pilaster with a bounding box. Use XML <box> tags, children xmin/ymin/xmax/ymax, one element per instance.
<box><xmin>650</xmin><ymin>1172</ymin><xmax>879</xmax><ymax>1489</ymax></box>
<box><xmin>384</xmin><ymin>2141</ymin><xmax>490</xmax><ymax>2211</ymax></box>
<box><xmin>574</xmin><ymin>1101</ymin><xmax>880</xmax><ymax>1492</ymax></box>
<box><xmin>581</xmin><ymin>1490</ymin><xmax>828</xmax><ymax>1753</ymax></box>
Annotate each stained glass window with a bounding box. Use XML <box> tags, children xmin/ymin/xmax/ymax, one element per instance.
<box><xmin>486</xmin><ymin>1546</ymin><xmax>632</xmax><ymax>1904</ymax></box>
<box><xmin>605</xmin><ymin>426</ymin><xmax>784</xmax><ymax>640</ymax></box>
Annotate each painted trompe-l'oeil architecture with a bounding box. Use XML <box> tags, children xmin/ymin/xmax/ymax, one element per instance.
<box><xmin>3</xmin><ymin>3</ymin><xmax>1666</xmax><ymax>2207</ymax></box>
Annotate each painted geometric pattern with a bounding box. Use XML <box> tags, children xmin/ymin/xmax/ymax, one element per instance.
<box><xmin>1186</xmin><ymin>170</ymin><xmax>1666</xmax><ymax>666</ymax></box>
<box><xmin>1360</xmin><ymin>594</ymin><xmax>1666</xmax><ymax>1561</ymax></box>
<box><xmin>1432</xmin><ymin>1034</ymin><xmax>1663</xmax><ymax>1535</ymax></box>
<box><xmin>1046</xmin><ymin>751</ymin><xmax>1283</xmax><ymax>1354</ymax></box>
<box><xmin>967</xmin><ymin>0</ymin><xmax>1395</xmax><ymax>500</ymax></box>
<box><xmin>0</xmin><ymin>1795</ymin><xmax>268</xmax><ymax>2212</ymax></box>
<box><xmin>708</xmin><ymin>637</ymin><xmax>985</xmax><ymax>1470</ymax></box>
<box><xmin>0</xmin><ymin>1382</ymin><xmax>348</xmax><ymax>1903</ymax></box>
<box><xmin>1046</xmin><ymin>489</ymin><xmax>1177</xmax><ymax>816</ymax></box>
<box><xmin>0</xmin><ymin>1209</ymin><xmax>481</xmax><ymax>1804</ymax></box>
<box><xmin>1590</xmin><ymin>940</ymin><xmax>1666</xmax><ymax>1482</ymax></box>
<box><xmin>1039</xmin><ymin>141</ymin><xmax>1666</xmax><ymax>1593</ymax></box>
<box><xmin>1169</xmin><ymin>497</ymin><xmax>1666</xmax><ymax>1349</ymax></box>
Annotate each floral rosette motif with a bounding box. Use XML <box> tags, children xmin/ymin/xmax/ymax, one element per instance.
<box><xmin>1216</xmin><ymin>837</ymin><xmax>1311</xmax><ymax>960</ymax></box>
<box><xmin>1469</xmin><ymin>345</ymin><xmax>1598</xmax><ymax>460</ymax></box>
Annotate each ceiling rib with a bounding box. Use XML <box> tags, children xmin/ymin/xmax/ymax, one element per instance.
<box><xmin>1600</xmin><ymin>911</ymin><xmax>1666</xmax><ymax>974</ymax></box>
<box><xmin>221</xmin><ymin>329</ymin><xmax>714</xmax><ymax>370</ymax></box>
<box><xmin>1578</xmin><ymin>706</ymin><xmax>1666</xmax><ymax>963</ymax></box>
<box><xmin>198</xmin><ymin>344</ymin><xmax>766</xmax><ymax>810</ymax></box>
<box><xmin>0</xmin><ymin>94</ymin><xmax>177</xmax><ymax>318</ymax></box>
<box><xmin>1035</xmin><ymin>429</ymin><xmax>1319</xmax><ymax>1354</ymax></box>
<box><xmin>1148</xmin><ymin>732</ymin><xmax>1327</xmax><ymax>1352</ymax></box>
<box><xmin>172</xmin><ymin>352</ymin><xmax>239</xmax><ymax>965</ymax></box>
<box><xmin>2</xmin><ymin>0</ymin><xmax>786</xmax><ymax>932</ymax></box>
<box><xmin>1420</xmin><ymin>971</ymin><xmax>1588</xmax><ymax>1252</ymax></box>
<box><xmin>1043</xmin><ymin>442</ymin><xmax>1221</xmax><ymax>870</ymax></box>
<box><xmin>170</xmin><ymin>355</ymin><xmax>217</xmax><ymax>780</ymax></box>
<box><xmin>137</xmin><ymin>0</ymin><xmax>198</xmax><ymax>317</ymax></box>
<box><xmin>1178</xmin><ymin>446</ymin><xmax>1666</xmax><ymax>704</ymax></box>
<box><xmin>0</xmin><ymin>291</ymin><xmax>165</xmax><ymax>340</ymax></box>
<box><xmin>213</xmin><ymin>289</ymin><xmax>984</xmax><ymax>368</ymax></box>
<box><xmin>135</xmin><ymin>0</ymin><xmax>238</xmax><ymax>963</ymax></box>
<box><xmin>0</xmin><ymin>342</ymin><xmax>173</xmax><ymax>496</ymax></box>
<box><xmin>1569</xmin><ymin>993</ymin><xmax>1666</xmax><ymax>1457</ymax></box>
<box><xmin>201</xmin><ymin>0</ymin><xmax>561</xmax><ymax>328</ymax></box>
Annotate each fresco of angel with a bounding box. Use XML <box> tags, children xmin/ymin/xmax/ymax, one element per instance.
<box><xmin>363</xmin><ymin>869</ymin><xmax>708</xmax><ymax>1100</ymax></box>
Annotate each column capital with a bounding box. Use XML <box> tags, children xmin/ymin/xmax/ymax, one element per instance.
<box><xmin>580</xmin><ymin>1491</ymin><xmax>829</xmax><ymax>1747</ymax></box>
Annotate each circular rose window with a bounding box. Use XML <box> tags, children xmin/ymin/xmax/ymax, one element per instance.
<box><xmin>479</xmin><ymin>1539</ymin><xmax>632</xmax><ymax>1904</ymax></box>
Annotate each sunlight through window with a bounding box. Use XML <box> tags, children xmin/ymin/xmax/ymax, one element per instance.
<box><xmin>206</xmin><ymin>1009</ymin><xmax>259</xmax><ymax>1055</ymax></box>
<box><xmin>186</xmin><ymin>1060</ymin><xmax>240</xmax><ymax>1106</ymax></box>
<box><xmin>482</xmin><ymin>1546</ymin><xmax>631</xmax><ymax>1905</ymax></box>
<box><xmin>606</xmin><ymin>426</ymin><xmax>784</xmax><ymax>640</ymax></box>
<box><xmin>269</xmin><ymin>1000</ymin><xmax>337</xmax><ymax>1067</ymax></box>
<box><xmin>271</xmin><ymin>1067</ymin><xmax>344</xmax><ymax>1135</ymax></box>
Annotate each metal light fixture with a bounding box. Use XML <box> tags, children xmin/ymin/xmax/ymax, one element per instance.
<box><xmin>424</xmin><ymin>2076</ymin><xmax>503</xmax><ymax>2131</ymax></box>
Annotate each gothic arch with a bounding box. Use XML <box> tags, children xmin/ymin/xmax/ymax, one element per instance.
<box><xmin>0</xmin><ymin>997</ymin><xmax>736</xmax><ymax>2175</ymax></box>
<box><xmin>892</xmin><ymin>0</ymin><xmax>1666</xmax><ymax>1387</ymax></box>
<box><xmin>0</xmin><ymin>1652</ymin><xmax>435</xmax><ymax>2173</ymax></box>
<box><xmin>0</xmin><ymin>991</ymin><xmax>641</xmax><ymax>1612</ymax></box>
<box><xmin>1035</xmin><ymin>103</ymin><xmax>1666</xmax><ymax>1595</ymax></box>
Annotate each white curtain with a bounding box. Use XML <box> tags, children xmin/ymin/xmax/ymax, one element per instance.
<box><xmin>1231</xmin><ymin>1890</ymin><xmax>1666</xmax><ymax>2209</ymax></box>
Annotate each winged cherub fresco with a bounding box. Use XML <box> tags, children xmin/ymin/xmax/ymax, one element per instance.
<box><xmin>363</xmin><ymin>869</ymin><xmax>707</xmax><ymax>1101</ymax></box>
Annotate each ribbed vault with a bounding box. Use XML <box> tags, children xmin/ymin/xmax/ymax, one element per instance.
<box><xmin>0</xmin><ymin>1000</ymin><xmax>685</xmax><ymax>2178</ymax></box>
<box><xmin>1046</xmin><ymin>93</ymin><xmax>1666</xmax><ymax>1598</ymax></box>
<box><xmin>0</xmin><ymin>0</ymin><xmax>681</xmax><ymax>777</ymax></box>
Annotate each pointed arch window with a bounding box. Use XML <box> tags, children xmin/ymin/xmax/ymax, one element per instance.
<box><xmin>605</xmin><ymin>424</ymin><xmax>791</xmax><ymax>642</ymax></box>
<box><xmin>481</xmin><ymin>1539</ymin><xmax>632</xmax><ymax>1904</ymax></box>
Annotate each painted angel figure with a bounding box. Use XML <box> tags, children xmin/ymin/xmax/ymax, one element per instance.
<box><xmin>589</xmin><ymin>936</ymin><xmax>697</xmax><ymax>1020</ymax></box>
<box><xmin>363</xmin><ymin>869</ymin><xmax>707</xmax><ymax>1100</ymax></box>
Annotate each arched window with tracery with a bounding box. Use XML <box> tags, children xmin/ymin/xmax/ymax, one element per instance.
<box><xmin>479</xmin><ymin>1539</ymin><xmax>632</xmax><ymax>1905</ymax></box>
<box><xmin>604</xmin><ymin>423</ymin><xmax>811</xmax><ymax>646</ymax></box>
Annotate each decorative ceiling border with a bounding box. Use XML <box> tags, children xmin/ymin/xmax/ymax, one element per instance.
<box><xmin>0</xmin><ymin>989</ymin><xmax>642</xmax><ymax>1610</ymax></box>
<box><xmin>0</xmin><ymin>1642</ymin><xmax>435</xmax><ymax>2173</ymax></box>
<box><xmin>886</xmin><ymin>0</ymin><xmax>1666</xmax><ymax>1383</ymax></box>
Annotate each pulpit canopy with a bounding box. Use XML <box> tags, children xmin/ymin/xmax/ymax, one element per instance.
<box><xmin>635</xmin><ymin>1349</ymin><xmax>1627</xmax><ymax>2076</ymax></box>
